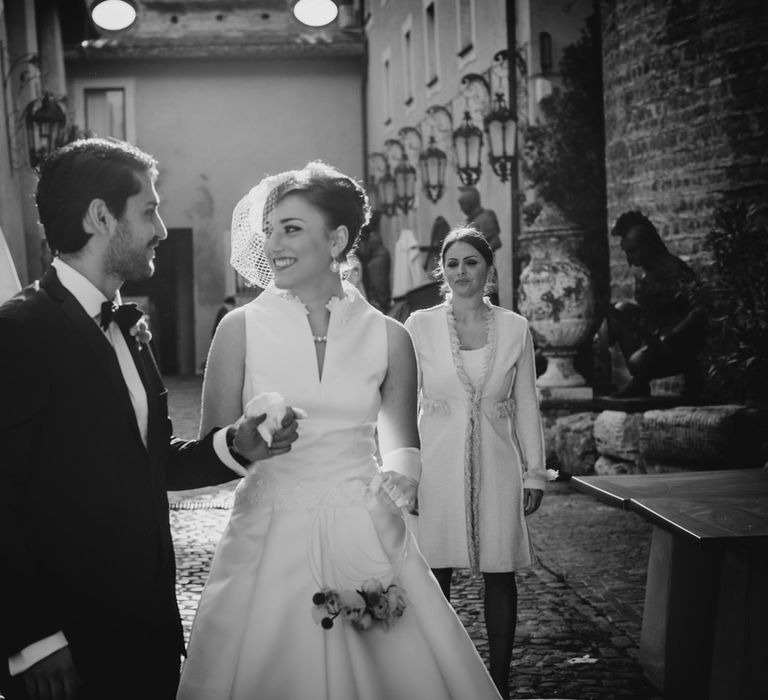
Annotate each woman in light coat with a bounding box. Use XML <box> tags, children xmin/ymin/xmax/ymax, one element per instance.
<box><xmin>404</xmin><ymin>228</ymin><xmax>547</xmax><ymax>699</ymax></box>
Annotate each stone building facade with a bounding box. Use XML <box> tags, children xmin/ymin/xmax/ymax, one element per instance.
<box><xmin>1</xmin><ymin>0</ymin><xmax>365</xmax><ymax>374</ymax></box>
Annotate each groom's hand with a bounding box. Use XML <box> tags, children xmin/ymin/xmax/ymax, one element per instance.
<box><xmin>22</xmin><ymin>646</ymin><xmax>81</xmax><ymax>700</ymax></box>
<box><xmin>231</xmin><ymin>407</ymin><xmax>300</xmax><ymax>465</ymax></box>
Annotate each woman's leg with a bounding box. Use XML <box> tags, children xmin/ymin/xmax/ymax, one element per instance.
<box><xmin>430</xmin><ymin>567</ymin><xmax>453</xmax><ymax>603</ymax></box>
<box><xmin>483</xmin><ymin>571</ymin><xmax>518</xmax><ymax>699</ymax></box>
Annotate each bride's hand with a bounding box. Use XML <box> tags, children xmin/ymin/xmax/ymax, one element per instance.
<box><xmin>371</xmin><ymin>471</ymin><xmax>418</xmax><ymax>513</ymax></box>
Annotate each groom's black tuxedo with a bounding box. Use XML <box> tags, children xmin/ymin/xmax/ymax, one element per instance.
<box><xmin>0</xmin><ymin>268</ymin><xmax>236</xmax><ymax>699</ymax></box>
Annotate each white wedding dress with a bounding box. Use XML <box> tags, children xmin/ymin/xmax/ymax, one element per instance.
<box><xmin>177</xmin><ymin>283</ymin><xmax>502</xmax><ymax>700</ymax></box>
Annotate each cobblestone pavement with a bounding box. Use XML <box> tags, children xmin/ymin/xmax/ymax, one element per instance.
<box><xmin>167</xmin><ymin>376</ymin><xmax>662</xmax><ymax>700</ymax></box>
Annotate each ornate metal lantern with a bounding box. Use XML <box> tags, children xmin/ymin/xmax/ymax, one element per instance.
<box><xmin>419</xmin><ymin>136</ymin><xmax>447</xmax><ymax>204</ymax></box>
<box><xmin>394</xmin><ymin>158</ymin><xmax>417</xmax><ymax>214</ymax></box>
<box><xmin>484</xmin><ymin>91</ymin><xmax>517</xmax><ymax>183</ymax></box>
<box><xmin>23</xmin><ymin>92</ymin><xmax>67</xmax><ymax>168</ymax></box>
<box><xmin>452</xmin><ymin>110</ymin><xmax>483</xmax><ymax>186</ymax></box>
<box><xmin>378</xmin><ymin>170</ymin><xmax>398</xmax><ymax>217</ymax></box>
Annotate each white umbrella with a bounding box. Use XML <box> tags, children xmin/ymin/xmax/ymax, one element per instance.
<box><xmin>0</xmin><ymin>225</ymin><xmax>22</xmax><ymax>304</ymax></box>
<box><xmin>392</xmin><ymin>229</ymin><xmax>429</xmax><ymax>298</ymax></box>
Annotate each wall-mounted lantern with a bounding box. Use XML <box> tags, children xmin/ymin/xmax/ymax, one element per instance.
<box><xmin>368</xmin><ymin>151</ymin><xmax>396</xmax><ymax>217</ymax></box>
<box><xmin>382</xmin><ymin>138</ymin><xmax>410</xmax><ymax>216</ymax></box>
<box><xmin>378</xmin><ymin>170</ymin><xmax>397</xmax><ymax>217</ymax></box>
<box><xmin>396</xmin><ymin>127</ymin><xmax>421</xmax><ymax>213</ymax></box>
<box><xmin>452</xmin><ymin>110</ymin><xmax>483</xmax><ymax>186</ymax></box>
<box><xmin>484</xmin><ymin>91</ymin><xmax>516</xmax><ymax>183</ymax></box>
<box><xmin>419</xmin><ymin>136</ymin><xmax>447</xmax><ymax>203</ymax></box>
<box><xmin>539</xmin><ymin>31</ymin><xmax>553</xmax><ymax>73</ymax></box>
<box><xmin>394</xmin><ymin>158</ymin><xmax>417</xmax><ymax>213</ymax></box>
<box><xmin>23</xmin><ymin>92</ymin><xmax>67</xmax><ymax>168</ymax></box>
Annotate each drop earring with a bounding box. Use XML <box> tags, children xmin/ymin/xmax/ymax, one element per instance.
<box><xmin>330</xmin><ymin>258</ymin><xmax>340</xmax><ymax>273</ymax></box>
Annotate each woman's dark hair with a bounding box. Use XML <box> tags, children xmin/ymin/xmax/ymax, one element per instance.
<box><xmin>35</xmin><ymin>138</ymin><xmax>158</xmax><ymax>254</ymax></box>
<box><xmin>441</xmin><ymin>227</ymin><xmax>495</xmax><ymax>267</ymax></box>
<box><xmin>438</xmin><ymin>226</ymin><xmax>496</xmax><ymax>297</ymax></box>
<box><xmin>277</xmin><ymin>160</ymin><xmax>371</xmax><ymax>258</ymax></box>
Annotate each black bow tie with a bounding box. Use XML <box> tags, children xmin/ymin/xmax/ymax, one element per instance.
<box><xmin>100</xmin><ymin>301</ymin><xmax>144</xmax><ymax>332</ymax></box>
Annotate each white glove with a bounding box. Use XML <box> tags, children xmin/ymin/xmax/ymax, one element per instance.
<box><xmin>369</xmin><ymin>447</ymin><xmax>422</xmax><ymax>513</ymax></box>
<box><xmin>370</xmin><ymin>471</ymin><xmax>418</xmax><ymax>511</ymax></box>
<box><xmin>243</xmin><ymin>392</ymin><xmax>308</xmax><ymax>446</ymax></box>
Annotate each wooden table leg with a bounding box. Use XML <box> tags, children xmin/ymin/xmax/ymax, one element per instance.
<box><xmin>639</xmin><ymin>526</ymin><xmax>723</xmax><ymax>698</ymax></box>
<box><xmin>709</xmin><ymin>543</ymin><xmax>768</xmax><ymax>700</ymax></box>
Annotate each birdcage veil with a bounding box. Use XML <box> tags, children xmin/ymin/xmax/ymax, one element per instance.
<box><xmin>230</xmin><ymin>169</ymin><xmax>298</xmax><ymax>289</ymax></box>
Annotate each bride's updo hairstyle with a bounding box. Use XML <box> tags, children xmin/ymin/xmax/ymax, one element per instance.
<box><xmin>438</xmin><ymin>226</ymin><xmax>497</xmax><ymax>297</ymax></box>
<box><xmin>276</xmin><ymin>160</ymin><xmax>371</xmax><ymax>258</ymax></box>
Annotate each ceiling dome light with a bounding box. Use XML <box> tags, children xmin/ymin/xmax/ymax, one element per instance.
<box><xmin>90</xmin><ymin>0</ymin><xmax>138</xmax><ymax>32</ymax></box>
<box><xmin>292</xmin><ymin>0</ymin><xmax>338</xmax><ymax>28</ymax></box>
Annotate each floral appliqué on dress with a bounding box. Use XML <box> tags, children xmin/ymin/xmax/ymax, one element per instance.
<box><xmin>270</xmin><ymin>282</ymin><xmax>358</xmax><ymax>325</ymax></box>
<box><xmin>311</xmin><ymin>579</ymin><xmax>408</xmax><ymax>632</ymax></box>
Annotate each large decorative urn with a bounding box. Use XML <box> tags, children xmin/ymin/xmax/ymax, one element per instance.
<box><xmin>518</xmin><ymin>203</ymin><xmax>596</xmax><ymax>390</ymax></box>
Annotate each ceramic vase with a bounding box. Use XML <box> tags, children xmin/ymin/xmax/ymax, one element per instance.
<box><xmin>518</xmin><ymin>204</ymin><xmax>596</xmax><ymax>388</ymax></box>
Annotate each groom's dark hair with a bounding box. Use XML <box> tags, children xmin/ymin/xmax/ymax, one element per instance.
<box><xmin>36</xmin><ymin>137</ymin><xmax>158</xmax><ymax>254</ymax></box>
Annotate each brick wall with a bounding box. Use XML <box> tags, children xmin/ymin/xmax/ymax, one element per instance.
<box><xmin>600</xmin><ymin>0</ymin><xmax>768</xmax><ymax>301</ymax></box>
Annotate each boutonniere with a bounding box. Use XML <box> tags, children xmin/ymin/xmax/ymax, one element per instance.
<box><xmin>129</xmin><ymin>317</ymin><xmax>152</xmax><ymax>346</ymax></box>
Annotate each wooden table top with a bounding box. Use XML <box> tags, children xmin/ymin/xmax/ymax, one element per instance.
<box><xmin>571</xmin><ymin>469</ymin><xmax>768</xmax><ymax>546</ymax></box>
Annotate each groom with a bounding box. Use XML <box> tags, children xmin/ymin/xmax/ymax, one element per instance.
<box><xmin>0</xmin><ymin>138</ymin><xmax>299</xmax><ymax>700</ymax></box>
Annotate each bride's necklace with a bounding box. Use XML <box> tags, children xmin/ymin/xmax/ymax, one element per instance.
<box><xmin>304</xmin><ymin>285</ymin><xmax>349</xmax><ymax>345</ymax></box>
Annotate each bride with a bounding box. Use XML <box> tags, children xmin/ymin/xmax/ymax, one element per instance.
<box><xmin>176</xmin><ymin>161</ymin><xmax>502</xmax><ymax>699</ymax></box>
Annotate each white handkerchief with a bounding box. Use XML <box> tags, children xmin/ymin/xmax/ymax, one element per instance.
<box><xmin>243</xmin><ymin>392</ymin><xmax>308</xmax><ymax>446</ymax></box>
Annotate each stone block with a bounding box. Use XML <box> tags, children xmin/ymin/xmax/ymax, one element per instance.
<box><xmin>639</xmin><ymin>404</ymin><xmax>768</xmax><ymax>468</ymax></box>
<box><xmin>640</xmin><ymin>461</ymin><xmax>691</xmax><ymax>474</ymax></box>
<box><xmin>541</xmin><ymin>412</ymin><xmax>562</xmax><ymax>463</ymax></box>
<box><xmin>551</xmin><ymin>412</ymin><xmax>599</xmax><ymax>475</ymax></box>
<box><xmin>649</xmin><ymin>374</ymin><xmax>685</xmax><ymax>397</ymax></box>
<box><xmin>594</xmin><ymin>410</ymin><xmax>644</xmax><ymax>461</ymax></box>
<box><xmin>594</xmin><ymin>455</ymin><xmax>641</xmax><ymax>476</ymax></box>
<box><xmin>540</xmin><ymin>401</ymin><xmax>596</xmax><ymax>466</ymax></box>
